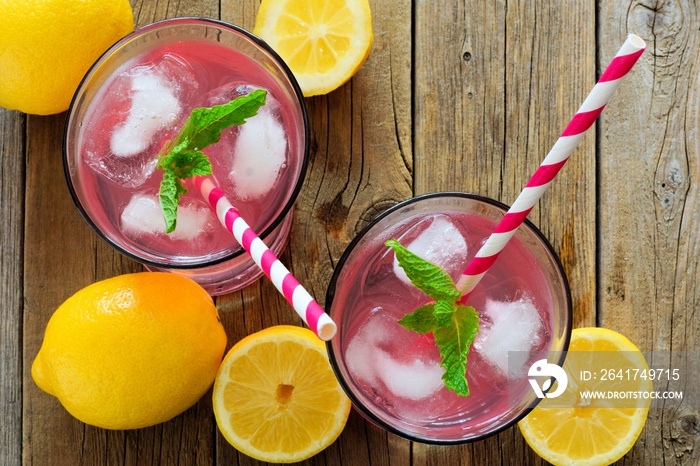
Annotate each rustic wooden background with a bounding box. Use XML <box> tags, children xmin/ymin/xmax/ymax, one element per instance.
<box><xmin>1</xmin><ymin>0</ymin><xmax>698</xmax><ymax>464</ymax></box>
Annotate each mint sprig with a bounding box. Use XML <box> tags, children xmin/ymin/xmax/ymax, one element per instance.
<box><xmin>157</xmin><ymin>89</ymin><xmax>268</xmax><ymax>233</ymax></box>
<box><xmin>386</xmin><ymin>238</ymin><xmax>479</xmax><ymax>396</ymax></box>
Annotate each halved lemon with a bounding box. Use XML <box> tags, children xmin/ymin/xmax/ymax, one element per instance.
<box><xmin>213</xmin><ymin>325</ymin><xmax>351</xmax><ymax>463</ymax></box>
<box><xmin>253</xmin><ymin>0</ymin><xmax>373</xmax><ymax>96</ymax></box>
<box><xmin>519</xmin><ymin>327</ymin><xmax>652</xmax><ymax>466</ymax></box>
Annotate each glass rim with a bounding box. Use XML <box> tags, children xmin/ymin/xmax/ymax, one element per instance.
<box><xmin>325</xmin><ymin>191</ymin><xmax>573</xmax><ymax>444</ymax></box>
<box><xmin>62</xmin><ymin>17</ymin><xmax>310</xmax><ymax>270</ymax></box>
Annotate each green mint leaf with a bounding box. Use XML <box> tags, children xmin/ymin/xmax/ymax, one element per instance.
<box><xmin>398</xmin><ymin>304</ymin><xmax>439</xmax><ymax>333</ymax></box>
<box><xmin>433</xmin><ymin>299</ymin><xmax>457</xmax><ymax>327</ymax></box>
<box><xmin>159</xmin><ymin>143</ymin><xmax>213</xmax><ymax>179</ymax></box>
<box><xmin>387</xmin><ymin>237</ymin><xmax>480</xmax><ymax>397</ymax></box>
<box><xmin>157</xmin><ymin>144</ymin><xmax>211</xmax><ymax>232</ymax></box>
<box><xmin>385</xmin><ymin>239</ymin><xmax>461</xmax><ymax>301</ymax></box>
<box><xmin>188</xmin><ymin>151</ymin><xmax>214</xmax><ymax>176</ymax></box>
<box><xmin>156</xmin><ymin>89</ymin><xmax>266</xmax><ymax>234</ymax></box>
<box><xmin>158</xmin><ymin>140</ymin><xmax>188</xmax><ymax>169</ymax></box>
<box><xmin>159</xmin><ymin>169</ymin><xmax>187</xmax><ymax>233</ymax></box>
<box><xmin>433</xmin><ymin>305</ymin><xmax>479</xmax><ymax>396</ymax></box>
<box><xmin>174</xmin><ymin>88</ymin><xmax>267</xmax><ymax>150</ymax></box>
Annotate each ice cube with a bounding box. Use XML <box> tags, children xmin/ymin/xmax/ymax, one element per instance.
<box><xmin>229</xmin><ymin>104</ymin><xmax>287</xmax><ymax>200</ymax></box>
<box><xmin>393</xmin><ymin>216</ymin><xmax>468</xmax><ymax>285</ymax></box>
<box><xmin>375</xmin><ymin>351</ymin><xmax>446</xmax><ymax>401</ymax></box>
<box><xmin>110</xmin><ymin>73</ymin><xmax>181</xmax><ymax>157</ymax></box>
<box><xmin>120</xmin><ymin>193</ymin><xmax>215</xmax><ymax>241</ymax></box>
<box><xmin>473</xmin><ymin>298</ymin><xmax>544</xmax><ymax>377</ymax></box>
<box><xmin>82</xmin><ymin>53</ymin><xmax>198</xmax><ymax>188</ymax></box>
<box><xmin>195</xmin><ymin>83</ymin><xmax>288</xmax><ymax>201</ymax></box>
<box><xmin>346</xmin><ymin>310</ymin><xmax>445</xmax><ymax>402</ymax></box>
<box><xmin>202</xmin><ymin>82</ymin><xmax>287</xmax><ymax>201</ymax></box>
<box><xmin>170</xmin><ymin>203</ymin><xmax>218</xmax><ymax>241</ymax></box>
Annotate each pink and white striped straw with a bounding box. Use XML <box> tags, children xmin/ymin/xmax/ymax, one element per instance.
<box><xmin>194</xmin><ymin>176</ymin><xmax>337</xmax><ymax>341</ymax></box>
<box><xmin>456</xmin><ymin>34</ymin><xmax>646</xmax><ymax>303</ymax></box>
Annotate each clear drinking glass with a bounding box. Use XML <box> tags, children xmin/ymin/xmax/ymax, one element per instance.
<box><xmin>63</xmin><ymin>18</ymin><xmax>309</xmax><ymax>295</ymax></box>
<box><xmin>326</xmin><ymin>192</ymin><xmax>572</xmax><ymax>443</ymax></box>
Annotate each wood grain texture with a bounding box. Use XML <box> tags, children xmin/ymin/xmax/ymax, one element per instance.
<box><xmin>7</xmin><ymin>0</ymin><xmax>698</xmax><ymax>465</ymax></box>
<box><xmin>22</xmin><ymin>112</ymin><xmax>104</xmax><ymax>465</ymax></box>
<box><xmin>414</xmin><ymin>0</ymin><xmax>597</xmax><ymax>326</ymax></box>
<box><xmin>413</xmin><ymin>1</ymin><xmax>595</xmax><ymax>463</ymax></box>
<box><xmin>599</xmin><ymin>1</ymin><xmax>700</xmax><ymax>464</ymax></box>
<box><xmin>1</xmin><ymin>109</ymin><xmax>25</xmax><ymax>466</ymax></box>
<box><xmin>220</xmin><ymin>0</ymin><xmax>413</xmax><ymax>463</ymax></box>
<box><xmin>289</xmin><ymin>0</ymin><xmax>413</xmax><ymax>463</ymax></box>
<box><xmin>21</xmin><ymin>2</ymin><xmax>219</xmax><ymax>466</ymax></box>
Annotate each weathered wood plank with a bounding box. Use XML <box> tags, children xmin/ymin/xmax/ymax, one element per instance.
<box><xmin>22</xmin><ymin>112</ymin><xmax>100</xmax><ymax>465</ymax></box>
<box><xmin>131</xmin><ymin>0</ymin><xmax>219</xmax><ymax>25</ymax></box>
<box><xmin>0</xmin><ymin>108</ymin><xmax>25</xmax><ymax>466</ymax></box>
<box><xmin>12</xmin><ymin>0</ymin><xmax>695</xmax><ymax>464</ymax></box>
<box><xmin>599</xmin><ymin>1</ymin><xmax>700</xmax><ymax>464</ymax></box>
<box><xmin>504</xmin><ymin>2</ymin><xmax>597</xmax><ymax>329</ymax></box>
<box><xmin>414</xmin><ymin>0</ymin><xmax>595</xmax><ymax>464</ymax></box>
<box><xmin>298</xmin><ymin>0</ymin><xmax>413</xmax><ymax>461</ymax></box>
<box><xmin>415</xmin><ymin>0</ymin><xmax>506</xmax><ymax>197</ymax></box>
<box><xmin>22</xmin><ymin>2</ymin><xmax>220</xmax><ymax>466</ymax></box>
<box><xmin>287</xmin><ymin>0</ymin><xmax>413</xmax><ymax>464</ymax></box>
<box><xmin>218</xmin><ymin>0</ymin><xmax>413</xmax><ymax>463</ymax></box>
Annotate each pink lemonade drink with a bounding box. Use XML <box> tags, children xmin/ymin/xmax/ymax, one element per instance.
<box><xmin>326</xmin><ymin>193</ymin><xmax>572</xmax><ymax>443</ymax></box>
<box><xmin>64</xmin><ymin>18</ymin><xmax>308</xmax><ymax>295</ymax></box>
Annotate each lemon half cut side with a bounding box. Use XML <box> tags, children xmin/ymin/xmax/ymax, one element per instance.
<box><xmin>254</xmin><ymin>0</ymin><xmax>373</xmax><ymax>96</ymax></box>
<box><xmin>519</xmin><ymin>327</ymin><xmax>652</xmax><ymax>466</ymax></box>
<box><xmin>213</xmin><ymin>325</ymin><xmax>351</xmax><ymax>463</ymax></box>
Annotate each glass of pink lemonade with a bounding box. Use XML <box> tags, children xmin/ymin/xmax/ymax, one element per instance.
<box><xmin>326</xmin><ymin>193</ymin><xmax>572</xmax><ymax>443</ymax></box>
<box><xmin>64</xmin><ymin>18</ymin><xmax>308</xmax><ymax>295</ymax></box>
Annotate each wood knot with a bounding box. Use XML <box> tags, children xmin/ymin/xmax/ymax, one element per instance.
<box><xmin>628</xmin><ymin>1</ymin><xmax>687</xmax><ymax>58</ymax></box>
<box><xmin>316</xmin><ymin>193</ymin><xmax>350</xmax><ymax>234</ymax></box>
<box><xmin>665</xmin><ymin>413</ymin><xmax>699</xmax><ymax>460</ymax></box>
<box><xmin>357</xmin><ymin>198</ymin><xmax>402</xmax><ymax>236</ymax></box>
<box><xmin>654</xmin><ymin>157</ymin><xmax>689</xmax><ymax>220</ymax></box>
<box><xmin>680</xmin><ymin>415</ymin><xmax>700</xmax><ymax>436</ymax></box>
<box><xmin>309</xmin><ymin>134</ymin><xmax>319</xmax><ymax>156</ymax></box>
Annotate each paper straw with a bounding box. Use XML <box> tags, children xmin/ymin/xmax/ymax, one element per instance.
<box><xmin>194</xmin><ymin>176</ymin><xmax>337</xmax><ymax>341</ymax></box>
<box><xmin>456</xmin><ymin>34</ymin><xmax>646</xmax><ymax>303</ymax></box>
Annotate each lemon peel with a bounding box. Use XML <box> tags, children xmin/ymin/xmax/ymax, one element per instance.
<box><xmin>32</xmin><ymin>272</ymin><xmax>226</xmax><ymax>429</ymax></box>
<box><xmin>0</xmin><ymin>0</ymin><xmax>133</xmax><ymax>115</ymax></box>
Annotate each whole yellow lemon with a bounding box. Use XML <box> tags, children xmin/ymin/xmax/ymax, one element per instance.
<box><xmin>0</xmin><ymin>0</ymin><xmax>134</xmax><ymax>115</ymax></box>
<box><xmin>32</xmin><ymin>273</ymin><xmax>227</xmax><ymax>430</ymax></box>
